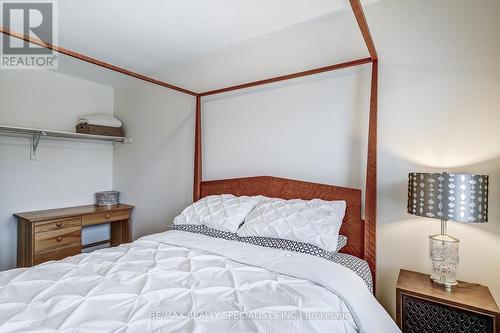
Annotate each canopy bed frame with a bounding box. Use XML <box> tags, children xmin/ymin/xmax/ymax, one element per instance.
<box><xmin>1</xmin><ymin>0</ymin><xmax>378</xmax><ymax>288</ymax></box>
<box><xmin>193</xmin><ymin>1</ymin><xmax>379</xmax><ymax>290</ymax></box>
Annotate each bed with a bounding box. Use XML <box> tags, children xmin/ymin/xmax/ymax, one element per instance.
<box><xmin>0</xmin><ymin>228</ymin><xmax>395</xmax><ymax>332</ymax></box>
<box><xmin>0</xmin><ymin>176</ymin><xmax>399</xmax><ymax>333</ymax></box>
<box><xmin>0</xmin><ymin>1</ymin><xmax>388</xmax><ymax>330</ymax></box>
<box><xmin>0</xmin><ymin>231</ymin><xmax>395</xmax><ymax>333</ymax></box>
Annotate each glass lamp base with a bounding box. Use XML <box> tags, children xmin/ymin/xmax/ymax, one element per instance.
<box><xmin>429</xmin><ymin>234</ymin><xmax>459</xmax><ymax>290</ymax></box>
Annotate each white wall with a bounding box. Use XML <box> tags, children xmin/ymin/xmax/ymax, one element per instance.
<box><xmin>113</xmin><ymin>80</ymin><xmax>195</xmax><ymax>240</ymax></box>
<box><xmin>203</xmin><ymin>68</ymin><xmax>370</xmax><ymax>187</ymax></box>
<box><xmin>371</xmin><ymin>0</ymin><xmax>500</xmax><ymax>316</ymax></box>
<box><xmin>0</xmin><ymin>70</ymin><xmax>114</xmax><ymax>270</ymax></box>
<box><xmin>153</xmin><ymin>0</ymin><xmax>500</xmax><ymax>317</ymax></box>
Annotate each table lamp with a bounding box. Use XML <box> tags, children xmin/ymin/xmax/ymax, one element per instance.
<box><xmin>407</xmin><ymin>172</ymin><xmax>489</xmax><ymax>290</ymax></box>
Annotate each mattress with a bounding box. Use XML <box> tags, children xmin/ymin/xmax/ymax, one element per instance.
<box><xmin>0</xmin><ymin>230</ymin><xmax>399</xmax><ymax>333</ymax></box>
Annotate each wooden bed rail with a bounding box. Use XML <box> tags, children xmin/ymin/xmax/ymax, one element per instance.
<box><xmin>349</xmin><ymin>0</ymin><xmax>378</xmax><ymax>60</ymax></box>
<box><xmin>199</xmin><ymin>58</ymin><xmax>372</xmax><ymax>96</ymax></box>
<box><xmin>0</xmin><ymin>27</ymin><xmax>198</xmax><ymax>96</ymax></box>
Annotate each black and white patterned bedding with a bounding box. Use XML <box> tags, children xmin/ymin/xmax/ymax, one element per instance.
<box><xmin>170</xmin><ymin>224</ymin><xmax>373</xmax><ymax>292</ymax></box>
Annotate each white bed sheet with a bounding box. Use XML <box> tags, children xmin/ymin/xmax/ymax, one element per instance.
<box><xmin>0</xmin><ymin>230</ymin><xmax>399</xmax><ymax>333</ymax></box>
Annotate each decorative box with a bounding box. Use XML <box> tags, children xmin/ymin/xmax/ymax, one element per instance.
<box><xmin>95</xmin><ymin>191</ymin><xmax>120</xmax><ymax>206</ymax></box>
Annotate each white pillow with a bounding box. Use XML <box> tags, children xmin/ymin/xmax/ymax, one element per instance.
<box><xmin>237</xmin><ymin>197</ymin><xmax>346</xmax><ymax>252</ymax></box>
<box><xmin>174</xmin><ymin>194</ymin><xmax>255</xmax><ymax>233</ymax></box>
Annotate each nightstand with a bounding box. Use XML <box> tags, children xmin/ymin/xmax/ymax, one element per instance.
<box><xmin>396</xmin><ymin>269</ymin><xmax>500</xmax><ymax>333</ymax></box>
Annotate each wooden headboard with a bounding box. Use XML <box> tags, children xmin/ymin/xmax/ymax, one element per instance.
<box><xmin>200</xmin><ymin>175</ymin><xmax>370</xmax><ymax>273</ymax></box>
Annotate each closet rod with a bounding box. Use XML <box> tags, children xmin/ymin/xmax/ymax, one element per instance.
<box><xmin>0</xmin><ymin>124</ymin><xmax>131</xmax><ymax>160</ymax></box>
<box><xmin>0</xmin><ymin>125</ymin><xmax>131</xmax><ymax>143</ymax></box>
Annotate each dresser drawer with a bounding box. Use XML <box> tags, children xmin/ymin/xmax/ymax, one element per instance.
<box><xmin>35</xmin><ymin>229</ymin><xmax>81</xmax><ymax>253</ymax></box>
<box><xmin>34</xmin><ymin>217</ymin><xmax>82</xmax><ymax>234</ymax></box>
<box><xmin>34</xmin><ymin>243</ymin><xmax>81</xmax><ymax>265</ymax></box>
<box><xmin>82</xmin><ymin>210</ymin><xmax>130</xmax><ymax>226</ymax></box>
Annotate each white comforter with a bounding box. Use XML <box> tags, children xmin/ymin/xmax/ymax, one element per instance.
<box><xmin>0</xmin><ymin>230</ymin><xmax>399</xmax><ymax>333</ymax></box>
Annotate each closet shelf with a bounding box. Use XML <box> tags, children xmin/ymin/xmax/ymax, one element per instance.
<box><xmin>0</xmin><ymin>124</ymin><xmax>132</xmax><ymax>160</ymax></box>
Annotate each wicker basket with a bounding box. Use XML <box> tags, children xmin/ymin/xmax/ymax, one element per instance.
<box><xmin>76</xmin><ymin>124</ymin><xmax>124</xmax><ymax>137</ymax></box>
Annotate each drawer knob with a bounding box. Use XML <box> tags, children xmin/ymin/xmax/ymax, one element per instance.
<box><xmin>56</xmin><ymin>237</ymin><xmax>63</xmax><ymax>242</ymax></box>
<box><xmin>56</xmin><ymin>222</ymin><xmax>63</xmax><ymax>227</ymax></box>
<box><xmin>105</xmin><ymin>214</ymin><xmax>111</xmax><ymax>219</ymax></box>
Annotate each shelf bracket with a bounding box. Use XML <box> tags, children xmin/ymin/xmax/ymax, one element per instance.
<box><xmin>30</xmin><ymin>134</ymin><xmax>41</xmax><ymax>160</ymax></box>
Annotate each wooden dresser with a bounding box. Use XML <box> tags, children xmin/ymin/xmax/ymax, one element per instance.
<box><xmin>15</xmin><ymin>204</ymin><xmax>134</xmax><ymax>267</ymax></box>
<box><xmin>397</xmin><ymin>269</ymin><xmax>500</xmax><ymax>333</ymax></box>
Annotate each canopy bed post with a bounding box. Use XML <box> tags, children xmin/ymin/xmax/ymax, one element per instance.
<box><xmin>364</xmin><ymin>60</ymin><xmax>378</xmax><ymax>289</ymax></box>
<box><xmin>194</xmin><ymin>95</ymin><xmax>202</xmax><ymax>201</ymax></box>
<box><xmin>349</xmin><ymin>0</ymin><xmax>378</xmax><ymax>291</ymax></box>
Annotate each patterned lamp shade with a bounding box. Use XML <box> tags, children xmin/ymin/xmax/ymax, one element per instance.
<box><xmin>407</xmin><ymin>172</ymin><xmax>489</xmax><ymax>223</ymax></box>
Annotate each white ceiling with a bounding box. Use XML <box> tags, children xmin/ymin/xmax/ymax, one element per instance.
<box><xmin>55</xmin><ymin>0</ymin><xmax>377</xmax><ymax>80</ymax></box>
<box><xmin>1</xmin><ymin>0</ymin><xmax>378</xmax><ymax>87</ymax></box>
